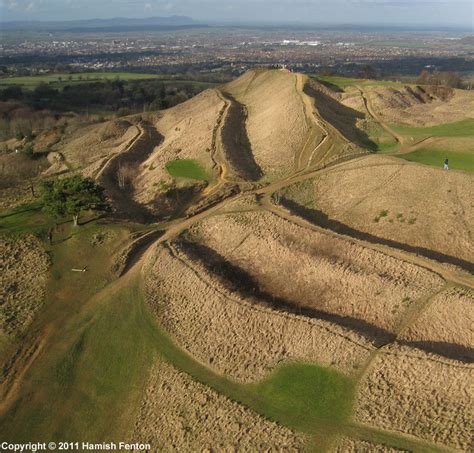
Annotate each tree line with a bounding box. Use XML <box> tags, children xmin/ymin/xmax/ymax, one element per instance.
<box><xmin>0</xmin><ymin>78</ymin><xmax>209</xmax><ymax>115</ymax></box>
<box><xmin>416</xmin><ymin>70</ymin><xmax>469</xmax><ymax>89</ymax></box>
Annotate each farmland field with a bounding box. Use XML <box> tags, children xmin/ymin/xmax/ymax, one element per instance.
<box><xmin>0</xmin><ymin>72</ymin><xmax>219</xmax><ymax>90</ymax></box>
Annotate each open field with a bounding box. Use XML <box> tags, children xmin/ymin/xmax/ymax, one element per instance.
<box><xmin>392</xmin><ymin>118</ymin><xmax>474</xmax><ymax>139</ymax></box>
<box><xmin>0</xmin><ymin>211</ymin><xmax>154</xmax><ymax>442</ymax></box>
<box><xmin>134</xmin><ymin>361</ymin><xmax>306</xmax><ymax>451</ymax></box>
<box><xmin>0</xmin><ymin>73</ymin><xmax>219</xmax><ymax>92</ymax></box>
<box><xmin>355</xmin><ymin>344</ymin><xmax>473</xmax><ymax>450</ymax></box>
<box><xmin>188</xmin><ymin>212</ymin><xmax>445</xmax><ymax>334</ymax></box>
<box><xmin>0</xmin><ymin>72</ymin><xmax>161</xmax><ymax>88</ymax></box>
<box><xmin>1</xmin><ymin>69</ymin><xmax>473</xmax><ymax>452</ymax></box>
<box><xmin>399</xmin><ymin>286</ymin><xmax>474</xmax><ymax>356</ymax></box>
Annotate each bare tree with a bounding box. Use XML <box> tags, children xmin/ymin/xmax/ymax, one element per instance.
<box><xmin>117</xmin><ymin>163</ymin><xmax>137</xmax><ymax>189</ymax></box>
<box><xmin>0</xmin><ymin>153</ymin><xmax>44</xmax><ymax>195</ymax></box>
<box><xmin>416</xmin><ymin>70</ymin><xmax>430</xmax><ymax>85</ymax></box>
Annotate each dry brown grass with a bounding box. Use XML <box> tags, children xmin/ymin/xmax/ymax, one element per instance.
<box><xmin>0</xmin><ymin>185</ymin><xmax>34</xmax><ymax>211</ymax></box>
<box><xmin>189</xmin><ymin>211</ymin><xmax>444</xmax><ymax>333</ymax></box>
<box><xmin>134</xmin><ymin>90</ymin><xmax>225</xmax><ymax>205</ymax></box>
<box><xmin>58</xmin><ymin>118</ymin><xmax>137</xmax><ymax>170</ymax></box>
<box><xmin>345</xmin><ymin>85</ymin><xmax>474</xmax><ymax>127</ymax></box>
<box><xmin>225</xmin><ymin>70</ymin><xmax>312</xmax><ymax>177</ymax></box>
<box><xmin>399</xmin><ymin>287</ymin><xmax>473</xmax><ymax>353</ymax></box>
<box><xmin>0</xmin><ymin>235</ymin><xmax>49</xmax><ymax>340</ymax></box>
<box><xmin>355</xmin><ymin>344</ymin><xmax>473</xmax><ymax>451</ymax></box>
<box><xmin>143</xmin><ymin>241</ymin><xmax>374</xmax><ymax>383</ymax></box>
<box><xmin>133</xmin><ymin>361</ymin><xmax>305</xmax><ymax>451</ymax></box>
<box><xmin>303</xmin><ymin>155</ymin><xmax>474</xmax><ymax>263</ymax></box>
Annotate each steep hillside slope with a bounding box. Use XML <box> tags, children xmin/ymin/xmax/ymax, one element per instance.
<box><xmin>224</xmin><ymin>70</ymin><xmax>321</xmax><ymax>177</ymax></box>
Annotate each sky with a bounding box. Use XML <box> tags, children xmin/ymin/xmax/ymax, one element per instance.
<box><xmin>0</xmin><ymin>0</ymin><xmax>473</xmax><ymax>28</ymax></box>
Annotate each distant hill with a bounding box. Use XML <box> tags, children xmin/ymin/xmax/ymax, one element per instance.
<box><xmin>0</xmin><ymin>16</ymin><xmax>208</xmax><ymax>32</ymax></box>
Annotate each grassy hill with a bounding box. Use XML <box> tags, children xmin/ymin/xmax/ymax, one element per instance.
<box><xmin>1</xmin><ymin>69</ymin><xmax>472</xmax><ymax>452</ymax></box>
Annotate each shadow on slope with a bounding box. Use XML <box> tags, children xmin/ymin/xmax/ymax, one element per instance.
<box><xmin>174</xmin><ymin>239</ymin><xmax>395</xmax><ymax>347</ymax></box>
<box><xmin>99</xmin><ymin>120</ymin><xmax>163</xmax><ymax>223</ymax></box>
<box><xmin>279</xmin><ymin>197</ymin><xmax>474</xmax><ymax>275</ymax></box>
<box><xmin>304</xmin><ymin>80</ymin><xmax>377</xmax><ymax>152</ymax></box>
<box><xmin>397</xmin><ymin>340</ymin><xmax>473</xmax><ymax>364</ymax></box>
<box><xmin>175</xmin><ymin>238</ymin><xmax>473</xmax><ymax>363</ymax></box>
<box><xmin>220</xmin><ymin>92</ymin><xmax>263</xmax><ymax>181</ymax></box>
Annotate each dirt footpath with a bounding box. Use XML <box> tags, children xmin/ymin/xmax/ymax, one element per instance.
<box><xmin>333</xmin><ymin>437</ymin><xmax>407</xmax><ymax>452</ymax></box>
<box><xmin>133</xmin><ymin>361</ymin><xmax>305</xmax><ymax>451</ymax></box>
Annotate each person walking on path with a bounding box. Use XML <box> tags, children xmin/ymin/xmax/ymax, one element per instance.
<box><xmin>444</xmin><ymin>158</ymin><xmax>449</xmax><ymax>170</ymax></box>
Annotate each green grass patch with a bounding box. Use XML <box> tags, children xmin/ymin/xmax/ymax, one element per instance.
<box><xmin>392</xmin><ymin>118</ymin><xmax>474</xmax><ymax>139</ymax></box>
<box><xmin>377</xmin><ymin>141</ymin><xmax>400</xmax><ymax>154</ymax></box>
<box><xmin>400</xmin><ymin>148</ymin><xmax>474</xmax><ymax>173</ymax></box>
<box><xmin>165</xmin><ymin>159</ymin><xmax>210</xmax><ymax>181</ymax></box>
<box><xmin>252</xmin><ymin>364</ymin><xmax>354</xmax><ymax>431</ymax></box>
<box><xmin>0</xmin><ymin>278</ymin><xmax>158</xmax><ymax>442</ymax></box>
<box><xmin>0</xmin><ymin>220</ymin><xmax>149</xmax><ymax>442</ymax></box>
<box><xmin>0</xmin><ymin>201</ymin><xmax>52</xmax><ymax>237</ymax></box>
<box><xmin>313</xmin><ymin>75</ymin><xmax>403</xmax><ymax>91</ymax></box>
<box><xmin>0</xmin><ymin>261</ymin><xmax>353</xmax><ymax>443</ymax></box>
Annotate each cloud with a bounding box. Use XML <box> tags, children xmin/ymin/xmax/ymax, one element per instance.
<box><xmin>1</xmin><ymin>0</ymin><xmax>41</xmax><ymax>12</ymax></box>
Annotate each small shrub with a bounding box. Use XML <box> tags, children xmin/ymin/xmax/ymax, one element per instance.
<box><xmin>22</xmin><ymin>143</ymin><xmax>34</xmax><ymax>158</ymax></box>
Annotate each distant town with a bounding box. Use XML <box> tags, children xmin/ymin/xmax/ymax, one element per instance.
<box><xmin>1</xmin><ymin>26</ymin><xmax>473</xmax><ymax>79</ymax></box>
